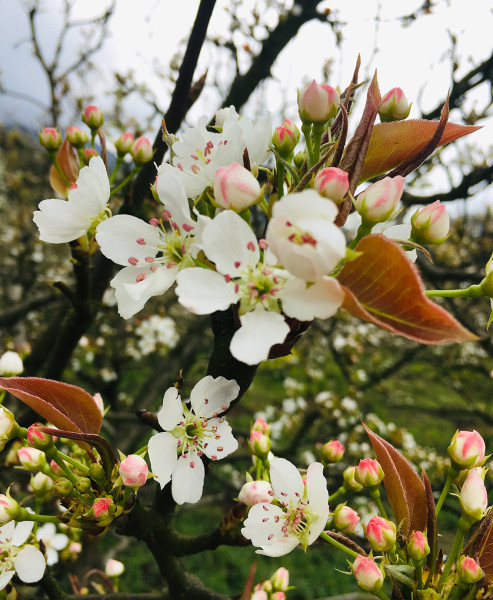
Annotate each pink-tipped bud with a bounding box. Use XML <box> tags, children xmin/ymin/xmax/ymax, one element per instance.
<box><xmin>131</xmin><ymin>136</ymin><xmax>153</xmax><ymax>165</ymax></box>
<box><xmin>342</xmin><ymin>466</ymin><xmax>363</xmax><ymax>492</ymax></box>
<box><xmin>0</xmin><ymin>407</ymin><xmax>18</xmax><ymax>445</ymax></box>
<box><xmin>82</xmin><ymin>148</ymin><xmax>99</xmax><ymax>165</ymax></box>
<box><xmin>213</xmin><ymin>162</ymin><xmax>261</xmax><ymax>211</ymax></box>
<box><xmin>238</xmin><ymin>480</ymin><xmax>274</xmax><ymax>506</ymax></box>
<box><xmin>298</xmin><ymin>80</ymin><xmax>340</xmax><ymax>124</ymax></box>
<box><xmin>105</xmin><ymin>558</ymin><xmax>125</xmax><ymax>577</ymax></box>
<box><xmin>456</xmin><ymin>555</ymin><xmax>484</xmax><ymax>584</ymax></box>
<box><xmin>92</xmin><ymin>497</ymin><xmax>114</xmax><ymax>519</ymax></box>
<box><xmin>248</xmin><ymin>431</ymin><xmax>271</xmax><ymax>459</ymax></box>
<box><xmin>66</xmin><ymin>126</ymin><xmax>89</xmax><ymax>148</ymax></box>
<box><xmin>355</xmin><ymin>176</ymin><xmax>405</xmax><ymax>225</ymax></box>
<box><xmin>407</xmin><ymin>531</ymin><xmax>430</xmax><ymax>563</ymax></box>
<box><xmin>270</xmin><ymin>567</ymin><xmax>289</xmax><ymax>591</ymax></box>
<box><xmin>119</xmin><ymin>455</ymin><xmax>148</xmax><ymax>488</ymax></box>
<box><xmin>332</xmin><ymin>504</ymin><xmax>360</xmax><ymax>534</ymax></box>
<box><xmin>322</xmin><ymin>440</ymin><xmax>345</xmax><ymax>463</ymax></box>
<box><xmin>352</xmin><ymin>555</ymin><xmax>384</xmax><ymax>592</ymax></box>
<box><xmin>460</xmin><ymin>468</ymin><xmax>488</xmax><ymax>524</ymax></box>
<box><xmin>271</xmin><ymin>593</ymin><xmax>286</xmax><ymax>600</ymax></box>
<box><xmin>313</xmin><ymin>167</ymin><xmax>349</xmax><ymax>204</ymax></box>
<box><xmin>355</xmin><ymin>458</ymin><xmax>385</xmax><ymax>488</ymax></box>
<box><xmin>411</xmin><ymin>200</ymin><xmax>449</xmax><ymax>245</ymax></box>
<box><xmin>0</xmin><ymin>493</ymin><xmax>20</xmax><ymax>525</ymax></box>
<box><xmin>0</xmin><ymin>351</ymin><xmax>23</xmax><ymax>375</ymax></box>
<box><xmin>251</xmin><ymin>591</ymin><xmax>268</xmax><ymax>600</ymax></box>
<box><xmin>272</xmin><ymin>119</ymin><xmax>300</xmax><ymax>158</ymax></box>
<box><xmin>114</xmin><ymin>131</ymin><xmax>134</xmax><ymax>156</ymax></box>
<box><xmin>365</xmin><ymin>516</ymin><xmax>396</xmax><ymax>552</ymax></box>
<box><xmin>82</xmin><ymin>105</ymin><xmax>104</xmax><ymax>130</ymax></box>
<box><xmin>448</xmin><ymin>430</ymin><xmax>486</xmax><ymax>470</ymax></box>
<box><xmin>93</xmin><ymin>392</ymin><xmax>104</xmax><ymax>414</ymax></box>
<box><xmin>252</xmin><ymin>417</ymin><xmax>270</xmax><ymax>435</ymax></box>
<box><xmin>379</xmin><ymin>88</ymin><xmax>412</xmax><ymax>122</ymax></box>
<box><xmin>39</xmin><ymin>127</ymin><xmax>62</xmax><ymax>151</ymax></box>
<box><xmin>17</xmin><ymin>447</ymin><xmax>47</xmax><ymax>471</ymax></box>
<box><xmin>27</xmin><ymin>423</ymin><xmax>53</xmax><ymax>450</ymax></box>
<box><xmin>30</xmin><ymin>471</ymin><xmax>53</xmax><ymax>494</ymax></box>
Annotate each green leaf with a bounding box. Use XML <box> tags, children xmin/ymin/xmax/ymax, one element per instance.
<box><xmin>337</xmin><ymin>234</ymin><xmax>479</xmax><ymax>344</ymax></box>
<box><xmin>0</xmin><ymin>377</ymin><xmax>103</xmax><ymax>435</ymax></box>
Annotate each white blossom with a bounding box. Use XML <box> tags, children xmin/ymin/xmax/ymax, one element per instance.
<box><xmin>36</xmin><ymin>522</ymin><xmax>69</xmax><ymax>566</ymax></box>
<box><xmin>0</xmin><ymin>520</ymin><xmax>46</xmax><ymax>589</ymax></box>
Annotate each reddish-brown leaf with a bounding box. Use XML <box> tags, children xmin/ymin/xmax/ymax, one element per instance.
<box><xmin>360</xmin><ymin>120</ymin><xmax>481</xmax><ymax>183</ymax></box>
<box><xmin>363</xmin><ymin>424</ymin><xmax>427</xmax><ymax>535</ymax></box>
<box><xmin>49</xmin><ymin>138</ymin><xmax>80</xmax><ymax>195</ymax></box>
<box><xmin>477</xmin><ymin>515</ymin><xmax>493</xmax><ymax>582</ymax></box>
<box><xmin>337</xmin><ymin>234</ymin><xmax>479</xmax><ymax>344</ymax></box>
<box><xmin>0</xmin><ymin>377</ymin><xmax>102</xmax><ymax>435</ymax></box>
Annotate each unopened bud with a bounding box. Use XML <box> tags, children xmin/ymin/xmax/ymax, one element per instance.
<box><xmin>365</xmin><ymin>516</ymin><xmax>396</xmax><ymax>552</ymax></box>
<box><xmin>0</xmin><ymin>492</ymin><xmax>20</xmax><ymax>525</ymax></box>
<box><xmin>39</xmin><ymin>127</ymin><xmax>62</xmax><ymax>151</ymax></box>
<box><xmin>119</xmin><ymin>454</ymin><xmax>148</xmax><ymax>488</ymax></box>
<box><xmin>82</xmin><ymin>105</ymin><xmax>104</xmax><ymax>130</ymax></box>
<box><xmin>27</xmin><ymin>423</ymin><xmax>53</xmax><ymax>450</ymax></box>
<box><xmin>89</xmin><ymin>463</ymin><xmax>107</xmax><ymax>486</ymax></box>
<box><xmin>105</xmin><ymin>558</ymin><xmax>125</xmax><ymax>577</ymax></box>
<box><xmin>355</xmin><ymin>458</ymin><xmax>385</xmax><ymax>488</ymax></box>
<box><xmin>456</xmin><ymin>555</ymin><xmax>484</xmax><ymax>584</ymax></box>
<box><xmin>252</xmin><ymin>417</ymin><xmax>270</xmax><ymax>435</ymax></box>
<box><xmin>459</xmin><ymin>468</ymin><xmax>488</xmax><ymax>524</ymax></box>
<box><xmin>0</xmin><ymin>407</ymin><xmax>19</xmax><ymax>449</ymax></box>
<box><xmin>313</xmin><ymin>167</ymin><xmax>349</xmax><ymax>204</ymax></box>
<box><xmin>66</xmin><ymin>126</ymin><xmax>89</xmax><ymax>148</ymax></box>
<box><xmin>332</xmin><ymin>504</ymin><xmax>360</xmax><ymax>534</ymax></box>
<box><xmin>30</xmin><ymin>471</ymin><xmax>53</xmax><ymax>494</ymax></box>
<box><xmin>352</xmin><ymin>555</ymin><xmax>384</xmax><ymax>592</ymax></box>
<box><xmin>17</xmin><ymin>447</ymin><xmax>47</xmax><ymax>471</ymax></box>
<box><xmin>131</xmin><ymin>136</ymin><xmax>153</xmax><ymax>165</ymax></box>
<box><xmin>272</xmin><ymin>119</ymin><xmax>300</xmax><ymax>159</ymax></box>
<box><xmin>322</xmin><ymin>440</ymin><xmax>345</xmax><ymax>463</ymax></box>
<box><xmin>238</xmin><ymin>480</ymin><xmax>274</xmax><ymax>506</ymax></box>
<box><xmin>355</xmin><ymin>176</ymin><xmax>405</xmax><ymax>225</ymax></box>
<box><xmin>270</xmin><ymin>567</ymin><xmax>289</xmax><ymax>591</ymax></box>
<box><xmin>114</xmin><ymin>132</ymin><xmax>134</xmax><ymax>156</ymax></box>
<box><xmin>342</xmin><ymin>466</ymin><xmax>363</xmax><ymax>492</ymax></box>
<box><xmin>76</xmin><ymin>477</ymin><xmax>92</xmax><ymax>494</ymax></box>
<box><xmin>92</xmin><ymin>497</ymin><xmax>114</xmax><ymax>519</ymax></box>
<box><xmin>53</xmin><ymin>478</ymin><xmax>74</xmax><ymax>497</ymax></box>
<box><xmin>0</xmin><ymin>351</ymin><xmax>23</xmax><ymax>375</ymax></box>
<box><xmin>379</xmin><ymin>88</ymin><xmax>412</xmax><ymax>122</ymax></box>
<box><xmin>82</xmin><ymin>148</ymin><xmax>99</xmax><ymax>165</ymax></box>
<box><xmin>407</xmin><ymin>531</ymin><xmax>430</xmax><ymax>563</ymax></box>
<box><xmin>293</xmin><ymin>152</ymin><xmax>305</xmax><ymax>169</ymax></box>
<box><xmin>411</xmin><ymin>200</ymin><xmax>449</xmax><ymax>245</ymax></box>
<box><xmin>298</xmin><ymin>80</ymin><xmax>339</xmax><ymax>124</ymax></box>
<box><xmin>213</xmin><ymin>162</ymin><xmax>261</xmax><ymax>211</ymax></box>
<box><xmin>447</xmin><ymin>429</ymin><xmax>485</xmax><ymax>470</ymax></box>
<box><xmin>248</xmin><ymin>431</ymin><xmax>271</xmax><ymax>459</ymax></box>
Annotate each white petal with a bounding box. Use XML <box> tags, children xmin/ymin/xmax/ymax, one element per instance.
<box><xmin>202</xmin><ymin>418</ymin><xmax>238</xmax><ymax>458</ymax></box>
<box><xmin>0</xmin><ymin>521</ymin><xmax>15</xmax><ymax>543</ymax></box>
<box><xmin>147</xmin><ymin>432</ymin><xmax>178</xmax><ymax>489</ymax></box>
<box><xmin>46</xmin><ymin>547</ymin><xmax>59</xmax><ymax>566</ymax></box>
<box><xmin>0</xmin><ymin>571</ymin><xmax>14</xmax><ymax>590</ymax></box>
<box><xmin>33</xmin><ymin>199</ymin><xmax>88</xmax><ymax>243</ymax></box>
<box><xmin>230</xmin><ymin>308</ymin><xmax>289</xmax><ymax>365</ymax></box>
<box><xmin>111</xmin><ymin>265</ymin><xmax>178</xmax><ymax>319</ymax></box>
<box><xmin>13</xmin><ymin>545</ymin><xmax>46</xmax><ymax>583</ymax></box>
<box><xmin>96</xmin><ymin>215</ymin><xmax>162</xmax><ymax>267</ymax></box>
<box><xmin>257</xmin><ymin>535</ymin><xmax>300</xmax><ymax>557</ymax></box>
<box><xmin>202</xmin><ymin>211</ymin><xmax>259</xmax><ymax>277</ymax></box>
<box><xmin>189</xmin><ymin>376</ymin><xmax>240</xmax><ymax>417</ymax></box>
<box><xmin>306</xmin><ymin>462</ymin><xmax>330</xmax><ymax>544</ymax></box>
<box><xmin>68</xmin><ymin>156</ymin><xmax>109</xmax><ymax>213</ymax></box>
<box><xmin>171</xmin><ymin>451</ymin><xmax>205</xmax><ymax>505</ymax></box>
<box><xmin>176</xmin><ymin>268</ymin><xmax>236</xmax><ymax>314</ymax></box>
<box><xmin>270</xmin><ymin>458</ymin><xmax>304</xmax><ymax>504</ymax></box>
<box><xmin>241</xmin><ymin>502</ymin><xmax>285</xmax><ymax>546</ymax></box>
<box><xmin>36</xmin><ymin>522</ymin><xmax>56</xmax><ymax>542</ymax></box>
<box><xmin>156</xmin><ymin>164</ymin><xmax>194</xmax><ymax>229</ymax></box>
<box><xmin>51</xmin><ymin>533</ymin><xmax>69</xmax><ymax>551</ymax></box>
<box><xmin>157</xmin><ymin>387</ymin><xmax>183</xmax><ymax>431</ymax></box>
<box><xmin>280</xmin><ymin>277</ymin><xmax>344</xmax><ymax>321</ymax></box>
<box><xmin>12</xmin><ymin>520</ymin><xmax>34</xmax><ymax>547</ymax></box>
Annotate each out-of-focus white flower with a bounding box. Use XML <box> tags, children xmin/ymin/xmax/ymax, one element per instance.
<box><xmin>0</xmin><ymin>520</ymin><xmax>46</xmax><ymax>589</ymax></box>
<box><xmin>105</xmin><ymin>558</ymin><xmax>125</xmax><ymax>577</ymax></box>
<box><xmin>148</xmin><ymin>376</ymin><xmax>239</xmax><ymax>504</ymax></box>
<box><xmin>0</xmin><ymin>351</ymin><xmax>23</xmax><ymax>375</ymax></box>
<box><xmin>36</xmin><ymin>523</ymin><xmax>69</xmax><ymax>566</ymax></box>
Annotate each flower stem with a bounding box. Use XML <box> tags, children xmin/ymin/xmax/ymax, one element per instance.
<box><xmin>301</xmin><ymin>123</ymin><xmax>314</xmax><ymax>169</ymax></box>
<box><xmin>55</xmin><ymin>450</ymin><xmax>90</xmax><ymax>475</ymax></box>
<box><xmin>45</xmin><ymin>447</ymin><xmax>80</xmax><ymax>486</ymax></box>
<box><xmin>425</xmin><ymin>284</ymin><xmax>484</xmax><ymax>299</ymax></box>
<box><xmin>348</xmin><ymin>222</ymin><xmax>373</xmax><ymax>250</ymax></box>
<box><xmin>276</xmin><ymin>159</ymin><xmax>285</xmax><ymax>199</ymax></box>
<box><xmin>51</xmin><ymin>155</ymin><xmax>71</xmax><ymax>190</ymax></box>
<box><xmin>369</xmin><ymin>487</ymin><xmax>388</xmax><ymax>520</ymax></box>
<box><xmin>438</xmin><ymin>518</ymin><xmax>468</xmax><ymax>587</ymax></box>
<box><xmin>435</xmin><ymin>468</ymin><xmax>458</xmax><ymax>516</ymax></box>
<box><xmin>328</xmin><ymin>486</ymin><xmax>346</xmax><ymax>503</ymax></box>
<box><xmin>17</xmin><ymin>508</ymin><xmax>61</xmax><ymax>524</ymax></box>
<box><xmin>110</xmin><ymin>165</ymin><xmax>140</xmax><ymax>197</ymax></box>
<box><xmin>109</xmin><ymin>156</ymin><xmax>124</xmax><ymax>185</ymax></box>
<box><xmin>320</xmin><ymin>531</ymin><xmax>359</xmax><ymax>558</ymax></box>
<box><xmin>312</xmin><ymin>123</ymin><xmax>325</xmax><ymax>165</ymax></box>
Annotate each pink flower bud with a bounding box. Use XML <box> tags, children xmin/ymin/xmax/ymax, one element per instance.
<box><xmin>251</xmin><ymin>591</ymin><xmax>268</xmax><ymax>600</ymax></box>
<box><xmin>114</xmin><ymin>132</ymin><xmax>134</xmax><ymax>156</ymax></box>
<box><xmin>0</xmin><ymin>351</ymin><xmax>23</xmax><ymax>375</ymax></box>
<box><xmin>298</xmin><ymin>80</ymin><xmax>340</xmax><ymax>123</ymax></box>
<box><xmin>30</xmin><ymin>471</ymin><xmax>53</xmax><ymax>494</ymax></box>
<box><xmin>354</xmin><ymin>458</ymin><xmax>385</xmax><ymax>488</ymax></box>
<box><xmin>271</xmin><ymin>593</ymin><xmax>286</xmax><ymax>600</ymax></box>
<box><xmin>411</xmin><ymin>200</ymin><xmax>449</xmax><ymax>245</ymax></box>
<box><xmin>248</xmin><ymin>431</ymin><xmax>271</xmax><ymax>459</ymax></box>
<box><xmin>322</xmin><ymin>440</ymin><xmax>345</xmax><ymax>463</ymax></box>
<box><xmin>69</xmin><ymin>542</ymin><xmax>82</xmax><ymax>554</ymax></box>
<box><xmin>238</xmin><ymin>480</ymin><xmax>274</xmax><ymax>506</ymax></box>
<box><xmin>252</xmin><ymin>417</ymin><xmax>270</xmax><ymax>435</ymax></box>
<box><xmin>105</xmin><ymin>558</ymin><xmax>125</xmax><ymax>577</ymax></box>
<box><xmin>82</xmin><ymin>105</ymin><xmax>104</xmax><ymax>129</ymax></box>
<box><xmin>342</xmin><ymin>466</ymin><xmax>363</xmax><ymax>492</ymax></box>
<box><xmin>379</xmin><ymin>88</ymin><xmax>412</xmax><ymax>122</ymax></box>
<box><xmin>39</xmin><ymin>127</ymin><xmax>62</xmax><ymax>151</ymax></box>
<box><xmin>17</xmin><ymin>447</ymin><xmax>47</xmax><ymax>471</ymax></box>
<box><xmin>456</xmin><ymin>555</ymin><xmax>484</xmax><ymax>584</ymax></box>
<box><xmin>352</xmin><ymin>555</ymin><xmax>384</xmax><ymax>592</ymax></box>
<box><xmin>27</xmin><ymin>423</ymin><xmax>53</xmax><ymax>450</ymax></box>
<box><xmin>332</xmin><ymin>504</ymin><xmax>360</xmax><ymax>534</ymax></box>
<box><xmin>82</xmin><ymin>148</ymin><xmax>99</xmax><ymax>165</ymax></box>
<box><xmin>213</xmin><ymin>162</ymin><xmax>261</xmax><ymax>210</ymax></box>
<box><xmin>270</xmin><ymin>567</ymin><xmax>289</xmax><ymax>591</ymax></box>
<box><xmin>355</xmin><ymin>176</ymin><xmax>405</xmax><ymax>225</ymax></box>
<box><xmin>131</xmin><ymin>136</ymin><xmax>153</xmax><ymax>164</ymax></box>
<box><xmin>365</xmin><ymin>516</ymin><xmax>396</xmax><ymax>551</ymax></box>
<box><xmin>313</xmin><ymin>167</ymin><xmax>349</xmax><ymax>204</ymax></box>
<box><xmin>92</xmin><ymin>497</ymin><xmax>114</xmax><ymax>519</ymax></box>
<box><xmin>272</xmin><ymin>119</ymin><xmax>300</xmax><ymax>158</ymax></box>
<box><xmin>448</xmin><ymin>430</ymin><xmax>485</xmax><ymax>470</ymax></box>
<box><xmin>460</xmin><ymin>468</ymin><xmax>488</xmax><ymax>523</ymax></box>
<box><xmin>0</xmin><ymin>493</ymin><xmax>19</xmax><ymax>525</ymax></box>
<box><xmin>93</xmin><ymin>393</ymin><xmax>104</xmax><ymax>414</ymax></box>
<box><xmin>119</xmin><ymin>455</ymin><xmax>148</xmax><ymax>488</ymax></box>
<box><xmin>407</xmin><ymin>530</ymin><xmax>430</xmax><ymax>563</ymax></box>
<box><xmin>66</xmin><ymin>126</ymin><xmax>89</xmax><ymax>148</ymax></box>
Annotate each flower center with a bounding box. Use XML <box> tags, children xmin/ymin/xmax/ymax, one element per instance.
<box><xmin>173</xmin><ymin>406</ymin><xmax>224</xmax><ymax>461</ymax></box>
<box><xmin>235</xmin><ymin>264</ymin><xmax>285</xmax><ymax>315</ymax></box>
<box><xmin>285</xmin><ymin>221</ymin><xmax>317</xmax><ymax>246</ymax></box>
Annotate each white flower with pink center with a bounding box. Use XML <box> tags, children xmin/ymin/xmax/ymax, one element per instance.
<box><xmin>176</xmin><ymin>210</ymin><xmax>344</xmax><ymax>365</ymax></box>
<box><xmin>148</xmin><ymin>376</ymin><xmax>239</xmax><ymax>505</ymax></box>
<box><xmin>0</xmin><ymin>520</ymin><xmax>46</xmax><ymax>589</ymax></box>
<box><xmin>168</xmin><ymin>108</ymin><xmax>271</xmax><ymax>197</ymax></box>
<box><xmin>96</xmin><ymin>168</ymin><xmax>209</xmax><ymax>319</ymax></box>
<box><xmin>241</xmin><ymin>458</ymin><xmax>329</xmax><ymax>557</ymax></box>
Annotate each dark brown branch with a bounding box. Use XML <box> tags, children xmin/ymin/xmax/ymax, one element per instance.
<box><xmin>0</xmin><ymin>292</ymin><xmax>59</xmax><ymax>327</ymax></box>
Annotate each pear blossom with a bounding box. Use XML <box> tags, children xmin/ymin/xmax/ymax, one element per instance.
<box><xmin>96</xmin><ymin>167</ymin><xmax>209</xmax><ymax>318</ymax></box>
<box><xmin>176</xmin><ymin>210</ymin><xmax>344</xmax><ymax>365</ymax></box>
<box><xmin>33</xmin><ymin>156</ymin><xmax>110</xmax><ymax>243</ymax></box>
<box><xmin>148</xmin><ymin>376</ymin><xmax>239</xmax><ymax>505</ymax></box>
<box><xmin>0</xmin><ymin>351</ymin><xmax>23</xmax><ymax>376</ymax></box>
<box><xmin>0</xmin><ymin>520</ymin><xmax>46</xmax><ymax>589</ymax></box>
<box><xmin>266</xmin><ymin>190</ymin><xmax>347</xmax><ymax>282</ymax></box>
<box><xmin>36</xmin><ymin>523</ymin><xmax>69</xmax><ymax>566</ymax></box>
<box><xmin>241</xmin><ymin>458</ymin><xmax>329</xmax><ymax>556</ymax></box>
